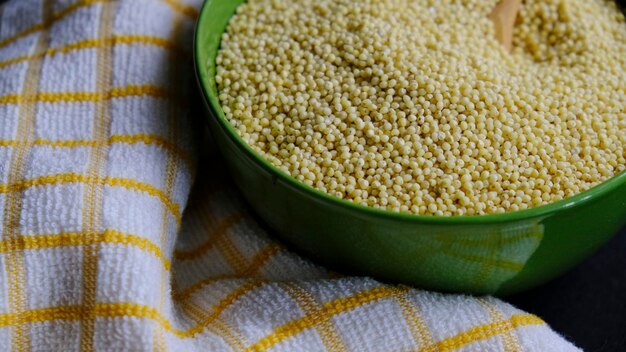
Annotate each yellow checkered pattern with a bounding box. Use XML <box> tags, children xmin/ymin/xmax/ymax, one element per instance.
<box><xmin>0</xmin><ymin>0</ymin><xmax>580</xmax><ymax>351</ymax></box>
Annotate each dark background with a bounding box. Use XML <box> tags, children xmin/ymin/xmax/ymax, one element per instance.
<box><xmin>1</xmin><ymin>0</ymin><xmax>624</xmax><ymax>350</ymax></box>
<box><xmin>509</xmin><ymin>228</ymin><xmax>626</xmax><ymax>351</ymax></box>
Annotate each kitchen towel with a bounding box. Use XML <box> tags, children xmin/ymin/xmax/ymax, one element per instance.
<box><xmin>0</xmin><ymin>0</ymin><xmax>581</xmax><ymax>351</ymax></box>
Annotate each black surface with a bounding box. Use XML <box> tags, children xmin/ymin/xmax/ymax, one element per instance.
<box><xmin>1</xmin><ymin>0</ymin><xmax>624</xmax><ymax>349</ymax></box>
<box><xmin>509</xmin><ymin>227</ymin><xmax>626</xmax><ymax>352</ymax></box>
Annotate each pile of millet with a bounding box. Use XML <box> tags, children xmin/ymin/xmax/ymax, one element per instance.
<box><xmin>216</xmin><ymin>0</ymin><xmax>626</xmax><ymax>216</ymax></box>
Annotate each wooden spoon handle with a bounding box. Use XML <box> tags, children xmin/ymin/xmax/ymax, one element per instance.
<box><xmin>489</xmin><ymin>0</ymin><xmax>522</xmax><ymax>52</ymax></box>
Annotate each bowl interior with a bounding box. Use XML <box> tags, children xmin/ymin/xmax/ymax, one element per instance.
<box><xmin>194</xmin><ymin>0</ymin><xmax>626</xmax><ymax>224</ymax></box>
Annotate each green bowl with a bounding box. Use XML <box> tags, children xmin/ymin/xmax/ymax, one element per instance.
<box><xmin>194</xmin><ymin>0</ymin><xmax>626</xmax><ymax>295</ymax></box>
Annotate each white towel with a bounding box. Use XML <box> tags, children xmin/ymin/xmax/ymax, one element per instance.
<box><xmin>0</xmin><ymin>0</ymin><xmax>581</xmax><ymax>351</ymax></box>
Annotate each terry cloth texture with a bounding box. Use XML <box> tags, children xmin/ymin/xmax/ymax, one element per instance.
<box><xmin>0</xmin><ymin>0</ymin><xmax>582</xmax><ymax>351</ymax></box>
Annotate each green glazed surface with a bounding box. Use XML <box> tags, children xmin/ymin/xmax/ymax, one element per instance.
<box><xmin>194</xmin><ymin>0</ymin><xmax>626</xmax><ymax>295</ymax></box>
